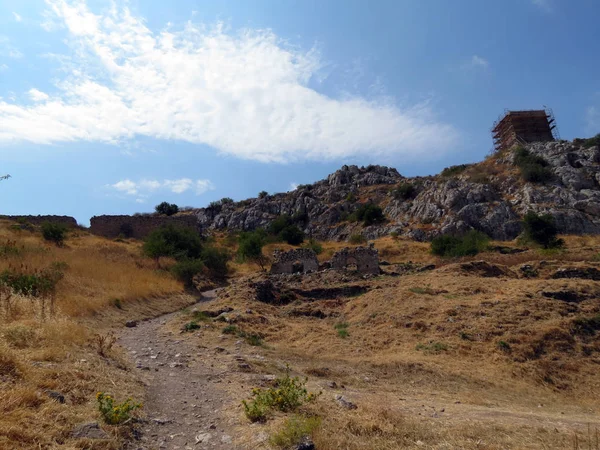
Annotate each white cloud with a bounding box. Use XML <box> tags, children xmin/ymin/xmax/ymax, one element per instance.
<box><xmin>586</xmin><ymin>106</ymin><xmax>600</xmax><ymax>134</ymax></box>
<box><xmin>28</xmin><ymin>88</ymin><xmax>50</xmax><ymax>102</ymax></box>
<box><xmin>0</xmin><ymin>36</ymin><xmax>23</xmax><ymax>59</ymax></box>
<box><xmin>532</xmin><ymin>0</ymin><xmax>553</xmax><ymax>12</ymax></box>
<box><xmin>0</xmin><ymin>0</ymin><xmax>459</xmax><ymax>162</ymax></box>
<box><xmin>462</xmin><ymin>55</ymin><xmax>489</xmax><ymax>71</ymax></box>
<box><xmin>13</xmin><ymin>12</ymin><xmax>22</xmax><ymax>22</ymax></box>
<box><xmin>109</xmin><ymin>178</ymin><xmax>214</xmax><ymax>197</ymax></box>
<box><xmin>289</xmin><ymin>182</ymin><xmax>299</xmax><ymax>191</ymax></box>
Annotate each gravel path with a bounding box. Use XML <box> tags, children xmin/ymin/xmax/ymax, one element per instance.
<box><xmin>120</xmin><ymin>290</ymin><xmax>242</xmax><ymax>450</ymax></box>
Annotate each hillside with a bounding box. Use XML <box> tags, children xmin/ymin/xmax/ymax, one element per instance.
<box><xmin>194</xmin><ymin>138</ymin><xmax>600</xmax><ymax>242</ymax></box>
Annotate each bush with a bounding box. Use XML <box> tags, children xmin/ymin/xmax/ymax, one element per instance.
<box><xmin>441</xmin><ymin>164</ymin><xmax>469</xmax><ymax>177</ymax></box>
<box><xmin>242</xmin><ymin>367</ymin><xmax>320</xmax><ymax>422</ymax></box>
<box><xmin>238</xmin><ymin>230</ymin><xmax>268</xmax><ymax>270</ymax></box>
<box><xmin>220</xmin><ymin>197</ymin><xmax>234</xmax><ymax>205</ymax></box>
<box><xmin>171</xmin><ymin>258</ymin><xmax>205</xmax><ymax>287</ymax></box>
<box><xmin>268</xmin><ymin>215</ymin><xmax>293</xmax><ymax>236</ymax></box>
<box><xmin>41</xmin><ymin>222</ymin><xmax>67</xmax><ymax>246</ymax></box>
<box><xmin>200</xmin><ymin>246</ymin><xmax>229</xmax><ymax>279</ymax></box>
<box><xmin>430</xmin><ymin>230</ymin><xmax>490</xmax><ymax>257</ymax></box>
<box><xmin>521</xmin><ymin>211</ymin><xmax>564</xmax><ymax>249</ymax></box>
<box><xmin>270</xmin><ymin>415</ymin><xmax>321</xmax><ymax>448</ymax></box>
<box><xmin>392</xmin><ymin>183</ymin><xmax>416</xmax><ymax>200</ymax></box>
<box><xmin>280</xmin><ymin>225</ymin><xmax>304</xmax><ymax>245</ymax></box>
<box><xmin>143</xmin><ymin>225</ymin><xmax>203</xmax><ymax>260</ymax></box>
<box><xmin>155</xmin><ymin>201</ymin><xmax>179</xmax><ymax>216</ymax></box>
<box><xmin>96</xmin><ymin>392</ymin><xmax>142</xmax><ymax>425</ymax></box>
<box><xmin>258</xmin><ymin>191</ymin><xmax>268</xmax><ymax>199</ymax></box>
<box><xmin>513</xmin><ymin>147</ymin><xmax>553</xmax><ymax>183</ymax></box>
<box><xmin>352</xmin><ymin>203</ymin><xmax>385</xmax><ymax>226</ymax></box>
<box><xmin>345</xmin><ymin>192</ymin><xmax>357</xmax><ymax>203</ymax></box>
<box><xmin>416</xmin><ymin>342</ymin><xmax>448</xmax><ymax>354</ymax></box>
<box><xmin>302</xmin><ymin>239</ymin><xmax>323</xmax><ymax>255</ymax></box>
<box><xmin>334</xmin><ymin>322</ymin><xmax>349</xmax><ymax>339</ymax></box>
<box><xmin>577</xmin><ymin>133</ymin><xmax>600</xmax><ymax>149</ymax></box>
<box><xmin>348</xmin><ymin>234</ymin><xmax>367</xmax><ymax>245</ymax></box>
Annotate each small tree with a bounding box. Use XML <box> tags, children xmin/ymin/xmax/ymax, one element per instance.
<box><xmin>238</xmin><ymin>231</ymin><xmax>268</xmax><ymax>271</ymax></box>
<box><xmin>155</xmin><ymin>202</ymin><xmax>179</xmax><ymax>216</ymax></box>
<box><xmin>142</xmin><ymin>225</ymin><xmax>203</xmax><ymax>261</ymax></box>
<box><xmin>41</xmin><ymin>222</ymin><xmax>67</xmax><ymax>247</ymax></box>
<box><xmin>353</xmin><ymin>204</ymin><xmax>385</xmax><ymax>226</ymax></box>
<box><xmin>280</xmin><ymin>225</ymin><xmax>304</xmax><ymax>245</ymax></box>
<box><xmin>392</xmin><ymin>183</ymin><xmax>416</xmax><ymax>200</ymax></box>
<box><xmin>430</xmin><ymin>230</ymin><xmax>489</xmax><ymax>257</ymax></box>
<box><xmin>258</xmin><ymin>191</ymin><xmax>268</xmax><ymax>199</ymax></box>
<box><xmin>521</xmin><ymin>211</ymin><xmax>564</xmax><ymax>249</ymax></box>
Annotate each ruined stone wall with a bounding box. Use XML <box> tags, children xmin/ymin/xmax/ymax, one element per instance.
<box><xmin>270</xmin><ymin>248</ymin><xmax>319</xmax><ymax>274</ymax></box>
<box><xmin>89</xmin><ymin>215</ymin><xmax>199</xmax><ymax>239</ymax></box>
<box><xmin>331</xmin><ymin>246</ymin><xmax>380</xmax><ymax>275</ymax></box>
<box><xmin>0</xmin><ymin>215</ymin><xmax>78</xmax><ymax>228</ymax></box>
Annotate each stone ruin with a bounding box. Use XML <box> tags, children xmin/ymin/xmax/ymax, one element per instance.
<box><xmin>270</xmin><ymin>245</ymin><xmax>380</xmax><ymax>275</ymax></box>
<box><xmin>330</xmin><ymin>245</ymin><xmax>380</xmax><ymax>275</ymax></box>
<box><xmin>270</xmin><ymin>248</ymin><xmax>319</xmax><ymax>274</ymax></box>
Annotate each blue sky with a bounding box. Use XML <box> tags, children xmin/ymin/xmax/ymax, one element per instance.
<box><xmin>1</xmin><ymin>0</ymin><xmax>599</xmax><ymax>224</ymax></box>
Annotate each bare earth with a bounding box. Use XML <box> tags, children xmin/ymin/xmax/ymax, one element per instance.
<box><xmin>120</xmin><ymin>290</ymin><xmax>243</xmax><ymax>450</ymax></box>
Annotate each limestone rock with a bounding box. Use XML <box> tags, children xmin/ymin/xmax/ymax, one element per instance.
<box><xmin>72</xmin><ymin>422</ymin><xmax>109</xmax><ymax>440</ymax></box>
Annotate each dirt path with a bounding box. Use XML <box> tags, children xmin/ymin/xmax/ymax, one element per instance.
<box><xmin>120</xmin><ymin>290</ymin><xmax>242</xmax><ymax>450</ymax></box>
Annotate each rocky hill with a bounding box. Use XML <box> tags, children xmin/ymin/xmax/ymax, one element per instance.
<box><xmin>194</xmin><ymin>138</ymin><xmax>600</xmax><ymax>241</ymax></box>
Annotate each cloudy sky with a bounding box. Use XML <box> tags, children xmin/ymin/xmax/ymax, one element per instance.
<box><xmin>1</xmin><ymin>0</ymin><xmax>599</xmax><ymax>223</ymax></box>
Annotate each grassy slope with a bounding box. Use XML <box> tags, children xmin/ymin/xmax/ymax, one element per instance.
<box><xmin>0</xmin><ymin>221</ymin><xmax>193</xmax><ymax>449</ymax></box>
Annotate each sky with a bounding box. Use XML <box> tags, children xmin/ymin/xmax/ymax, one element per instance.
<box><xmin>1</xmin><ymin>0</ymin><xmax>599</xmax><ymax>224</ymax></box>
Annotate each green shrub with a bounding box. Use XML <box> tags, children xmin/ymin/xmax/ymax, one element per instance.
<box><xmin>222</xmin><ymin>325</ymin><xmax>238</xmax><ymax>335</ymax></box>
<box><xmin>497</xmin><ymin>341</ymin><xmax>511</xmax><ymax>352</ymax></box>
<box><xmin>416</xmin><ymin>341</ymin><xmax>448</xmax><ymax>354</ymax></box>
<box><xmin>41</xmin><ymin>222</ymin><xmax>67</xmax><ymax>246</ymax></box>
<box><xmin>0</xmin><ymin>265</ymin><xmax>64</xmax><ymax>298</ymax></box>
<box><xmin>96</xmin><ymin>392</ymin><xmax>142</xmax><ymax>425</ymax></box>
<box><xmin>571</xmin><ymin>315</ymin><xmax>600</xmax><ymax>336</ymax></box>
<box><xmin>441</xmin><ymin>164</ymin><xmax>469</xmax><ymax>177</ymax></box>
<box><xmin>345</xmin><ymin>192</ymin><xmax>357</xmax><ymax>203</ymax></box>
<box><xmin>242</xmin><ymin>367</ymin><xmax>320</xmax><ymax>422</ymax></box>
<box><xmin>576</xmin><ymin>133</ymin><xmax>600</xmax><ymax>149</ymax></box>
<box><xmin>270</xmin><ymin>415</ymin><xmax>321</xmax><ymax>448</ymax></box>
<box><xmin>238</xmin><ymin>230</ymin><xmax>268</xmax><ymax>270</ymax></box>
<box><xmin>430</xmin><ymin>230</ymin><xmax>489</xmax><ymax>257</ymax></box>
<box><xmin>200</xmin><ymin>246</ymin><xmax>229</xmax><ymax>279</ymax></box>
<box><xmin>513</xmin><ymin>147</ymin><xmax>553</xmax><ymax>183</ymax></box>
<box><xmin>521</xmin><ymin>211</ymin><xmax>563</xmax><ymax>249</ymax></box>
<box><xmin>171</xmin><ymin>259</ymin><xmax>205</xmax><ymax>287</ymax></box>
<box><xmin>269</xmin><ymin>215</ymin><xmax>293</xmax><ymax>236</ymax></box>
<box><xmin>155</xmin><ymin>201</ymin><xmax>179</xmax><ymax>216</ymax></box>
<box><xmin>348</xmin><ymin>234</ymin><xmax>367</xmax><ymax>245</ymax></box>
<box><xmin>280</xmin><ymin>225</ymin><xmax>304</xmax><ymax>245</ymax></box>
<box><xmin>142</xmin><ymin>225</ymin><xmax>203</xmax><ymax>260</ymax></box>
<box><xmin>334</xmin><ymin>322</ymin><xmax>349</xmax><ymax>339</ymax></box>
<box><xmin>183</xmin><ymin>321</ymin><xmax>201</xmax><ymax>332</ymax></box>
<box><xmin>352</xmin><ymin>204</ymin><xmax>385</xmax><ymax>226</ymax></box>
<box><xmin>220</xmin><ymin>197</ymin><xmax>234</xmax><ymax>205</ymax></box>
<box><xmin>302</xmin><ymin>239</ymin><xmax>323</xmax><ymax>255</ymax></box>
<box><xmin>244</xmin><ymin>333</ymin><xmax>264</xmax><ymax>346</ymax></box>
<box><xmin>258</xmin><ymin>191</ymin><xmax>269</xmax><ymax>199</ymax></box>
<box><xmin>0</xmin><ymin>239</ymin><xmax>20</xmax><ymax>257</ymax></box>
<box><xmin>392</xmin><ymin>183</ymin><xmax>416</xmax><ymax>200</ymax></box>
<box><xmin>390</xmin><ymin>231</ymin><xmax>399</xmax><ymax>240</ymax></box>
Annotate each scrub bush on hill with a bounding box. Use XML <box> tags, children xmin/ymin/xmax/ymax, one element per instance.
<box><xmin>430</xmin><ymin>230</ymin><xmax>489</xmax><ymax>257</ymax></box>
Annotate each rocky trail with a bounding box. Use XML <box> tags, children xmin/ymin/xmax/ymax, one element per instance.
<box><xmin>120</xmin><ymin>289</ymin><xmax>242</xmax><ymax>450</ymax></box>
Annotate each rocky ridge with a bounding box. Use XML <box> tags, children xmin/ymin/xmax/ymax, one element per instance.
<box><xmin>194</xmin><ymin>140</ymin><xmax>600</xmax><ymax>241</ymax></box>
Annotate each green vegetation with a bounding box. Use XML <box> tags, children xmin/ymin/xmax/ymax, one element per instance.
<box><xmin>270</xmin><ymin>415</ymin><xmax>321</xmax><ymax>448</ymax></box>
<box><xmin>220</xmin><ymin>197</ymin><xmax>234</xmax><ymax>205</ymax></box>
<box><xmin>258</xmin><ymin>190</ymin><xmax>269</xmax><ymax>199</ymax></box>
<box><xmin>170</xmin><ymin>259</ymin><xmax>205</xmax><ymax>287</ymax></box>
<box><xmin>392</xmin><ymin>182</ymin><xmax>416</xmax><ymax>200</ymax></box>
<box><xmin>497</xmin><ymin>341</ymin><xmax>511</xmax><ymax>352</ymax></box>
<box><xmin>345</xmin><ymin>191</ymin><xmax>357</xmax><ymax>202</ymax></box>
<box><xmin>242</xmin><ymin>367</ymin><xmax>320</xmax><ymax>422</ymax></box>
<box><xmin>351</xmin><ymin>203</ymin><xmax>385</xmax><ymax>226</ymax></box>
<box><xmin>571</xmin><ymin>315</ymin><xmax>600</xmax><ymax>336</ymax></box>
<box><xmin>96</xmin><ymin>392</ymin><xmax>142</xmax><ymax>425</ymax></box>
<box><xmin>41</xmin><ymin>222</ymin><xmax>67</xmax><ymax>246</ymax></box>
<box><xmin>0</xmin><ymin>239</ymin><xmax>21</xmax><ymax>257</ymax></box>
<box><xmin>238</xmin><ymin>230</ymin><xmax>268</xmax><ymax>270</ymax></box>
<box><xmin>268</xmin><ymin>215</ymin><xmax>305</xmax><ymax>245</ymax></box>
<box><xmin>575</xmin><ymin>133</ymin><xmax>600</xmax><ymax>149</ymax></box>
<box><xmin>302</xmin><ymin>238</ymin><xmax>323</xmax><ymax>255</ymax></box>
<box><xmin>513</xmin><ymin>147</ymin><xmax>553</xmax><ymax>183</ymax></box>
<box><xmin>430</xmin><ymin>230</ymin><xmax>490</xmax><ymax>257</ymax></box>
<box><xmin>143</xmin><ymin>225</ymin><xmax>203</xmax><ymax>260</ymax></box>
<box><xmin>155</xmin><ymin>201</ymin><xmax>179</xmax><ymax>216</ymax></box>
<box><xmin>222</xmin><ymin>324</ymin><xmax>238</xmax><ymax>335</ymax></box>
<box><xmin>183</xmin><ymin>321</ymin><xmax>201</xmax><ymax>332</ymax></box>
<box><xmin>334</xmin><ymin>322</ymin><xmax>349</xmax><ymax>338</ymax></box>
<box><xmin>440</xmin><ymin>164</ymin><xmax>469</xmax><ymax>178</ymax></box>
<box><xmin>521</xmin><ymin>211</ymin><xmax>564</xmax><ymax>249</ymax></box>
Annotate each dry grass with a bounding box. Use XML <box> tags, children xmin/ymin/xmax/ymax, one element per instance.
<box><xmin>0</xmin><ymin>221</ymin><xmax>193</xmax><ymax>449</ymax></box>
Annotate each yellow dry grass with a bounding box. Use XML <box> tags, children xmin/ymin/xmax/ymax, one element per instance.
<box><xmin>0</xmin><ymin>221</ymin><xmax>193</xmax><ymax>449</ymax></box>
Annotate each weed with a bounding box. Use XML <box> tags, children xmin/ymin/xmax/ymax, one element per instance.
<box><xmin>459</xmin><ymin>332</ymin><xmax>472</xmax><ymax>341</ymax></box>
<box><xmin>222</xmin><ymin>325</ymin><xmax>238</xmax><ymax>335</ymax></box>
<box><xmin>3</xmin><ymin>325</ymin><xmax>38</xmax><ymax>349</ymax></box>
<box><xmin>416</xmin><ymin>341</ymin><xmax>448</xmax><ymax>354</ymax></box>
<box><xmin>183</xmin><ymin>321</ymin><xmax>201</xmax><ymax>332</ymax></box>
<box><xmin>497</xmin><ymin>341</ymin><xmax>511</xmax><ymax>352</ymax></box>
<box><xmin>348</xmin><ymin>234</ymin><xmax>367</xmax><ymax>245</ymax></box>
<box><xmin>244</xmin><ymin>333</ymin><xmax>264</xmax><ymax>346</ymax></box>
<box><xmin>334</xmin><ymin>322</ymin><xmax>349</xmax><ymax>339</ymax></box>
<box><xmin>96</xmin><ymin>392</ymin><xmax>142</xmax><ymax>425</ymax></box>
<box><xmin>93</xmin><ymin>332</ymin><xmax>116</xmax><ymax>357</ymax></box>
<box><xmin>270</xmin><ymin>415</ymin><xmax>321</xmax><ymax>448</ymax></box>
<box><xmin>302</xmin><ymin>239</ymin><xmax>323</xmax><ymax>255</ymax></box>
<box><xmin>571</xmin><ymin>315</ymin><xmax>600</xmax><ymax>336</ymax></box>
<box><xmin>112</xmin><ymin>298</ymin><xmax>123</xmax><ymax>309</ymax></box>
<box><xmin>242</xmin><ymin>366</ymin><xmax>320</xmax><ymax>422</ymax></box>
<box><xmin>192</xmin><ymin>311</ymin><xmax>210</xmax><ymax>321</ymax></box>
<box><xmin>440</xmin><ymin>164</ymin><xmax>470</xmax><ymax>177</ymax></box>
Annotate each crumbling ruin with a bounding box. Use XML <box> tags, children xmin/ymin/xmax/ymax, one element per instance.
<box><xmin>492</xmin><ymin>109</ymin><xmax>559</xmax><ymax>152</ymax></box>
<box><xmin>270</xmin><ymin>248</ymin><xmax>319</xmax><ymax>274</ymax></box>
<box><xmin>330</xmin><ymin>246</ymin><xmax>380</xmax><ymax>275</ymax></box>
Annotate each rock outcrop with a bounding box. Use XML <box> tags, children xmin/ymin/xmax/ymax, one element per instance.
<box><xmin>190</xmin><ymin>141</ymin><xmax>600</xmax><ymax>241</ymax></box>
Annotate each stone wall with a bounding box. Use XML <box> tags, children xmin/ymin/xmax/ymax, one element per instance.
<box><xmin>0</xmin><ymin>215</ymin><xmax>78</xmax><ymax>228</ymax></box>
<box><xmin>270</xmin><ymin>248</ymin><xmax>319</xmax><ymax>274</ymax></box>
<box><xmin>331</xmin><ymin>245</ymin><xmax>380</xmax><ymax>275</ymax></box>
<box><xmin>89</xmin><ymin>214</ymin><xmax>199</xmax><ymax>239</ymax></box>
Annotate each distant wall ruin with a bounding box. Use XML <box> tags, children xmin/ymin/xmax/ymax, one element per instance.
<box><xmin>89</xmin><ymin>215</ymin><xmax>199</xmax><ymax>239</ymax></box>
<box><xmin>270</xmin><ymin>248</ymin><xmax>319</xmax><ymax>274</ymax></box>
<box><xmin>0</xmin><ymin>215</ymin><xmax>78</xmax><ymax>228</ymax></box>
<box><xmin>331</xmin><ymin>246</ymin><xmax>380</xmax><ymax>275</ymax></box>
